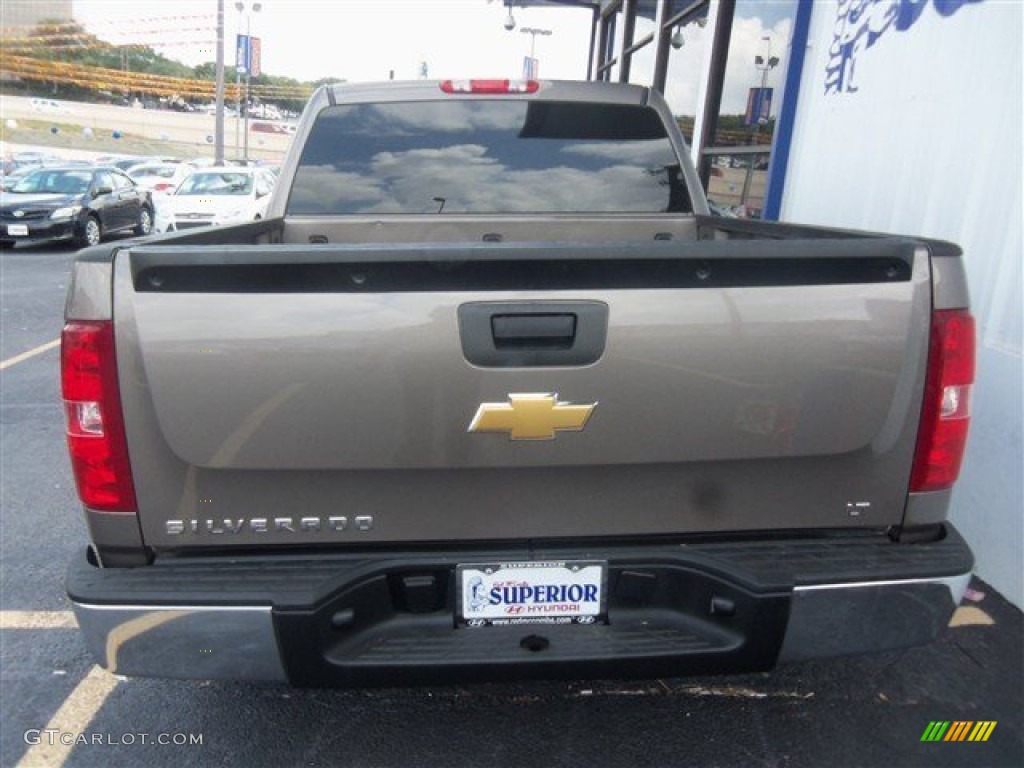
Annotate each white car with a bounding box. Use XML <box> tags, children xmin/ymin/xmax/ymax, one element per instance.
<box><xmin>125</xmin><ymin>162</ymin><xmax>194</xmax><ymax>195</ymax></box>
<box><xmin>154</xmin><ymin>167</ymin><xmax>276</xmax><ymax>233</ymax></box>
<box><xmin>202</xmin><ymin>103</ymin><xmax>238</xmax><ymax>117</ymax></box>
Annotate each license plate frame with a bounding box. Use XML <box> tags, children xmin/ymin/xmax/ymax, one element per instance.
<box><xmin>456</xmin><ymin>560</ymin><xmax>608</xmax><ymax>627</ymax></box>
<box><xmin>7</xmin><ymin>224</ymin><xmax>28</xmax><ymax>237</ymax></box>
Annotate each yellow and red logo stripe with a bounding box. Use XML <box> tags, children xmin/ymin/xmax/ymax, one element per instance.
<box><xmin>921</xmin><ymin>721</ymin><xmax>997</xmax><ymax>742</ymax></box>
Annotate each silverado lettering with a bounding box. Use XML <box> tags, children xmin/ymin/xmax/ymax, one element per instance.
<box><xmin>164</xmin><ymin>516</ymin><xmax>362</xmax><ymax>535</ymax></box>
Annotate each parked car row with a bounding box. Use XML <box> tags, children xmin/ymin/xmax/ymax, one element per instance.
<box><xmin>1</xmin><ymin>154</ymin><xmax>279</xmax><ymax>249</ymax></box>
<box><xmin>712</xmin><ymin>154</ymin><xmax>771</xmax><ymax>170</ymax></box>
<box><xmin>0</xmin><ymin>166</ymin><xmax>153</xmax><ymax>249</ymax></box>
<box><xmin>30</xmin><ymin>97</ymin><xmax>75</xmax><ymax>116</ymax></box>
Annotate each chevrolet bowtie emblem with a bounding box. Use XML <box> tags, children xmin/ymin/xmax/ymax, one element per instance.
<box><xmin>468</xmin><ymin>393</ymin><xmax>597</xmax><ymax>441</ymax></box>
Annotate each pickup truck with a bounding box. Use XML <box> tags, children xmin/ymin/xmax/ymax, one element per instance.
<box><xmin>63</xmin><ymin>80</ymin><xmax>975</xmax><ymax>687</ymax></box>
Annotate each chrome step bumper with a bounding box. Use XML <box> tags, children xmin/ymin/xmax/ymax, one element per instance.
<box><xmin>67</xmin><ymin>525</ymin><xmax>973</xmax><ymax>685</ymax></box>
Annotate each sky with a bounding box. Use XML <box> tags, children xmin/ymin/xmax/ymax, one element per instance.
<box><xmin>70</xmin><ymin>0</ymin><xmax>797</xmax><ymax>114</ymax></box>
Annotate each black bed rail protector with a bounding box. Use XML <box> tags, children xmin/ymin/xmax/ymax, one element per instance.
<box><xmin>128</xmin><ymin>237</ymin><xmax>915</xmax><ymax>293</ymax></box>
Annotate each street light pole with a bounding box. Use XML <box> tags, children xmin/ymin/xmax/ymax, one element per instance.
<box><xmin>234</xmin><ymin>64</ymin><xmax>241</xmax><ymax>159</ymax></box>
<box><xmin>520</xmin><ymin>26</ymin><xmax>552</xmax><ymax>76</ymax></box>
<box><xmin>235</xmin><ymin>2</ymin><xmax>262</xmax><ymax>163</ymax></box>
<box><xmin>214</xmin><ymin>0</ymin><xmax>225</xmax><ymax>164</ymax></box>
<box><xmin>243</xmin><ymin>8</ymin><xmax>257</xmax><ymax>162</ymax></box>
<box><xmin>740</xmin><ymin>37</ymin><xmax>779</xmax><ymax>213</ymax></box>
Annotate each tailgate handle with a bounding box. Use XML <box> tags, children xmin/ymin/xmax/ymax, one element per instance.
<box><xmin>491</xmin><ymin>313</ymin><xmax>576</xmax><ymax>349</ymax></box>
<box><xmin>458</xmin><ymin>301</ymin><xmax>608</xmax><ymax>368</ymax></box>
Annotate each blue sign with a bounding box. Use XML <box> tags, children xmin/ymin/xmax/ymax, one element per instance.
<box><xmin>744</xmin><ymin>87</ymin><xmax>774</xmax><ymax>126</ymax></box>
<box><xmin>236</xmin><ymin>34</ymin><xmax>251</xmax><ymax>74</ymax></box>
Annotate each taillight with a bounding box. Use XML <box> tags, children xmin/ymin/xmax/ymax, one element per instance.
<box><xmin>440</xmin><ymin>79</ymin><xmax>539</xmax><ymax>94</ymax></box>
<box><xmin>910</xmin><ymin>309</ymin><xmax>976</xmax><ymax>493</ymax></box>
<box><xmin>61</xmin><ymin>321</ymin><xmax>138</xmax><ymax>512</ymax></box>
<box><xmin>153</xmin><ymin>182</ymin><xmax>175</xmax><ymax>192</ymax></box>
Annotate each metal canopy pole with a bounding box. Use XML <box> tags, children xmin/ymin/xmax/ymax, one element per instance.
<box><xmin>243</xmin><ymin>13</ymin><xmax>252</xmax><ymax>162</ymax></box>
<box><xmin>617</xmin><ymin>0</ymin><xmax>636</xmax><ymax>82</ymax></box>
<box><xmin>586</xmin><ymin>4</ymin><xmax>599</xmax><ymax>80</ymax></box>
<box><xmin>651</xmin><ymin>0</ymin><xmax>672</xmax><ymax>94</ymax></box>
<box><xmin>696</xmin><ymin>0</ymin><xmax>735</xmax><ymax>191</ymax></box>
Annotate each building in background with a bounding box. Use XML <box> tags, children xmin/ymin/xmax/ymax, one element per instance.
<box><xmin>2</xmin><ymin>0</ymin><xmax>73</xmax><ymax>28</ymax></box>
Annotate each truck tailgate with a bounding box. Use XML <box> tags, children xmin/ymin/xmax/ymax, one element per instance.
<box><xmin>115</xmin><ymin>237</ymin><xmax>931</xmax><ymax>547</ymax></box>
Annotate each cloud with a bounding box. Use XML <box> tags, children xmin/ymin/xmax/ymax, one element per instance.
<box><xmin>286</xmin><ymin>168</ymin><xmax>387</xmax><ymax>211</ymax></box>
<box><xmin>358</xmin><ymin>102</ymin><xmax>526</xmax><ymax>135</ymax></box>
<box><xmin>659</xmin><ymin>13</ymin><xmax>794</xmax><ymax>117</ymax></box>
<box><xmin>290</xmin><ymin>144</ymin><xmax>676</xmax><ymax>215</ymax></box>
<box><xmin>721</xmin><ymin>15</ymin><xmax>794</xmax><ymax>114</ymax></box>
<box><xmin>560</xmin><ymin>142</ymin><xmax>676</xmax><ymax>164</ymax></box>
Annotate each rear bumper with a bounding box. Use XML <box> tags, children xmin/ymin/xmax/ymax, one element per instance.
<box><xmin>67</xmin><ymin>525</ymin><xmax>973</xmax><ymax>686</ymax></box>
<box><xmin>157</xmin><ymin>219</ymin><xmax>218</xmax><ymax>233</ymax></box>
<box><xmin>1</xmin><ymin>217</ymin><xmax>76</xmax><ymax>244</ymax></box>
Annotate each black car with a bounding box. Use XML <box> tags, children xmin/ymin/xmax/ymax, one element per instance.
<box><xmin>0</xmin><ymin>166</ymin><xmax>153</xmax><ymax>249</ymax></box>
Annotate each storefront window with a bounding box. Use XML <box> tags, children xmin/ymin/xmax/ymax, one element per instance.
<box><xmin>707</xmin><ymin>0</ymin><xmax>797</xmax><ymax>216</ymax></box>
<box><xmin>624</xmin><ymin>0</ymin><xmax>658</xmax><ymax>85</ymax></box>
<box><xmin>633</xmin><ymin>0</ymin><xmax>658</xmax><ymax>44</ymax></box>
<box><xmin>661</xmin><ymin>19</ymin><xmax>710</xmax><ymax>145</ymax></box>
<box><xmin>596</xmin><ymin>4</ymin><xmax>621</xmax><ymax>81</ymax></box>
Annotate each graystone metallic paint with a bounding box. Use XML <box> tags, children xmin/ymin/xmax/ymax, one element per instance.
<box><xmin>84</xmin><ymin>509</ymin><xmax>145</xmax><ymax>556</ymax></box>
<box><xmin>133</xmin><ymin>270</ymin><xmax>927</xmax><ymax>470</ymax></box>
<box><xmin>929</xmin><ymin>251</ymin><xmax>971</xmax><ymax>310</ymax></box>
<box><xmin>112</xmin><ymin>245</ymin><xmax>934</xmax><ymax>548</ymax></box>
<box><xmin>904</xmin><ymin>489</ymin><xmax>956</xmax><ymax>526</ymax></box>
<box><xmin>65</xmin><ymin>260</ymin><xmax>114</xmax><ymax>320</ymax></box>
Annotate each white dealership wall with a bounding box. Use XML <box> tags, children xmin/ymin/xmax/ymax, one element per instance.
<box><xmin>781</xmin><ymin>1</ymin><xmax>1023</xmax><ymax>607</ymax></box>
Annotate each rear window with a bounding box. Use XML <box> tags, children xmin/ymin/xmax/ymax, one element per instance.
<box><xmin>287</xmin><ymin>100</ymin><xmax>690</xmax><ymax>215</ymax></box>
<box><xmin>11</xmin><ymin>169</ymin><xmax>91</xmax><ymax>195</ymax></box>
<box><xmin>132</xmin><ymin>165</ymin><xmax>177</xmax><ymax>178</ymax></box>
<box><xmin>177</xmin><ymin>172</ymin><xmax>253</xmax><ymax>196</ymax></box>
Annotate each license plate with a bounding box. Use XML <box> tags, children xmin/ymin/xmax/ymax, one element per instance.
<box><xmin>456</xmin><ymin>560</ymin><xmax>607</xmax><ymax>627</ymax></box>
<box><xmin>7</xmin><ymin>224</ymin><xmax>28</xmax><ymax>237</ymax></box>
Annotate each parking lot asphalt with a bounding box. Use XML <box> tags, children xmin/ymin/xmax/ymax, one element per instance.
<box><xmin>1</xmin><ymin>241</ymin><xmax>1022</xmax><ymax>768</ymax></box>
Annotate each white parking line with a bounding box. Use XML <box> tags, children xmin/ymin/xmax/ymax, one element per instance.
<box><xmin>16</xmin><ymin>666</ymin><xmax>120</xmax><ymax>768</ymax></box>
<box><xmin>4</xmin><ymin>611</ymin><xmax>114</xmax><ymax>767</ymax></box>
<box><xmin>0</xmin><ymin>339</ymin><xmax>61</xmax><ymax>371</ymax></box>
<box><xmin>0</xmin><ymin>611</ymin><xmax>77</xmax><ymax>629</ymax></box>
